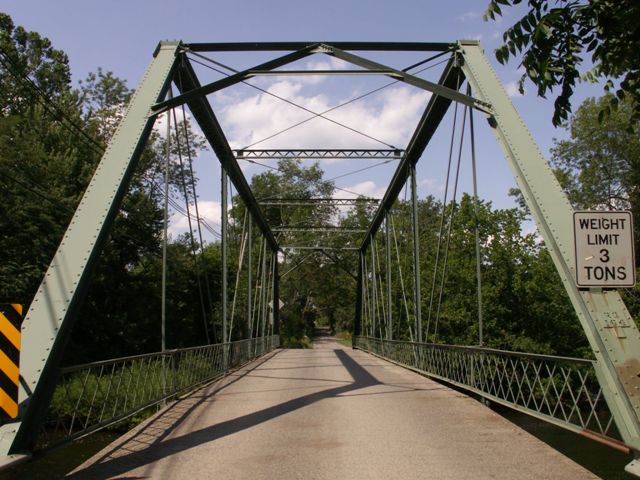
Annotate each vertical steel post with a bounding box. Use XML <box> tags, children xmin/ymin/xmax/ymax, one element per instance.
<box><xmin>247</xmin><ymin>214</ymin><xmax>252</xmax><ymax>339</ymax></box>
<box><xmin>469</xmin><ymin>100</ymin><xmax>483</xmax><ymax>346</ymax></box>
<box><xmin>161</xmin><ymin>92</ymin><xmax>171</xmax><ymax>353</ymax></box>
<box><xmin>354</xmin><ymin>250</ymin><xmax>363</xmax><ymax>343</ymax></box>
<box><xmin>386</xmin><ymin>213</ymin><xmax>393</xmax><ymax>340</ymax></box>
<box><xmin>411</xmin><ymin>165</ymin><xmax>422</xmax><ymax>342</ymax></box>
<box><xmin>221</xmin><ymin>168</ymin><xmax>228</xmax><ymax>346</ymax></box>
<box><xmin>272</xmin><ymin>249</ymin><xmax>280</xmax><ymax>336</ymax></box>
<box><xmin>261</xmin><ymin>240</ymin><xmax>267</xmax><ymax>339</ymax></box>
<box><xmin>370</xmin><ymin>238</ymin><xmax>377</xmax><ymax>338</ymax></box>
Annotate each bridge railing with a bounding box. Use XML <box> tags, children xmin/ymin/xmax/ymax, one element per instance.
<box><xmin>354</xmin><ymin>336</ymin><xmax>624</xmax><ymax>449</ymax></box>
<box><xmin>40</xmin><ymin>335</ymin><xmax>279</xmax><ymax>450</ymax></box>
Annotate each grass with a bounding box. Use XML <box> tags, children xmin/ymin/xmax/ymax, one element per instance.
<box><xmin>335</xmin><ymin>331</ymin><xmax>352</xmax><ymax>348</ymax></box>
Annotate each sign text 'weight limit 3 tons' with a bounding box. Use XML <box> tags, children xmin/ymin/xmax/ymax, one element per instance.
<box><xmin>573</xmin><ymin>211</ymin><xmax>636</xmax><ymax>288</ymax></box>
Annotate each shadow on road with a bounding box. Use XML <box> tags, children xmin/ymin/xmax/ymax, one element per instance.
<box><xmin>68</xmin><ymin>349</ymin><xmax>378</xmax><ymax>479</ymax></box>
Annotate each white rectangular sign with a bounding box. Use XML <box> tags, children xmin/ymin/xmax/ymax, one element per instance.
<box><xmin>573</xmin><ymin>211</ymin><xmax>636</xmax><ymax>288</ymax></box>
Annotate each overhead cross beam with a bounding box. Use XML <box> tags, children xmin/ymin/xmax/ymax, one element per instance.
<box><xmin>260</xmin><ymin>198</ymin><xmax>379</xmax><ymax>207</ymax></box>
<box><xmin>236</xmin><ymin>149</ymin><xmax>403</xmax><ymax>160</ymax></box>
<box><xmin>183</xmin><ymin>42</ymin><xmax>455</xmax><ymax>52</ymax></box>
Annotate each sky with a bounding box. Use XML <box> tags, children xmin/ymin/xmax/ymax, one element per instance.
<box><xmin>4</xmin><ymin>0</ymin><xmax>605</xmax><ymax>241</ymax></box>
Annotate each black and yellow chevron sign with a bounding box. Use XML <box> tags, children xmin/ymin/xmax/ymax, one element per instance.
<box><xmin>0</xmin><ymin>304</ymin><xmax>22</xmax><ymax>419</ymax></box>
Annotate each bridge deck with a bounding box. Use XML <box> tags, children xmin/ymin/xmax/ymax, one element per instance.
<box><xmin>68</xmin><ymin>336</ymin><xmax>596</xmax><ymax>479</ymax></box>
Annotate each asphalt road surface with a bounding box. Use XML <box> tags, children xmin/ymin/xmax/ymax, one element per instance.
<box><xmin>69</xmin><ymin>333</ymin><xmax>597</xmax><ymax>479</ymax></box>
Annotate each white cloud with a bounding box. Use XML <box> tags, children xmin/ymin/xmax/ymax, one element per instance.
<box><xmin>504</xmin><ymin>81</ymin><xmax>523</xmax><ymax>98</ymax></box>
<box><xmin>168</xmin><ymin>200</ymin><xmax>222</xmax><ymax>241</ymax></box>
<box><xmin>458</xmin><ymin>11</ymin><xmax>480</xmax><ymax>22</ymax></box>
<box><xmin>418</xmin><ymin>178</ymin><xmax>441</xmax><ymax>192</ymax></box>
<box><xmin>219</xmin><ymin>81</ymin><xmax>430</xmax><ymax>151</ymax></box>
<box><xmin>154</xmin><ymin>108</ymin><xmax>187</xmax><ymax>137</ymax></box>
<box><xmin>340</xmin><ymin>180</ymin><xmax>387</xmax><ymax>199</ymax></box>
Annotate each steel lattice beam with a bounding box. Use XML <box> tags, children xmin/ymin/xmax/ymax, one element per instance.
<box><xmin>236</xmin><ymin>149</ymin><xmax>404</xmax><ymax>160</ymax></box>
<box><xmin>281</xmin><ymin>246</ymin><xmax>360</xmax><ymax>251</ymax></box>
<box><xmin>273</xmin><ymin>227</ymin><xmax>366</xmax><ymax>234</ymax></box>
<box><xmin>260</xmin><ymin>198</ymin><xmax>379</xmax><ymax>207</ymax></box>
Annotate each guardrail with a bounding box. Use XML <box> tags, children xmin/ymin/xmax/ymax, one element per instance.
<box><xmin>354</xmin><ymin>336</ymin><xmax>624</xmax><ymax>450</ymax></box>
<box><xmin>41</xmin><ymin>336</ymin><xmax>279</xmax><ymax>449</ymax></box>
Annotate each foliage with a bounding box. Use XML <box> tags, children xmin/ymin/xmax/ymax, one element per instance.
<box><xmin>550</xmin><ymin>94</ymin><xmax>640</xmax><ymax>324</ymax></box>
<box><xmin>485</xmin><ymin>0</ymin><xmax>640</xmax><ymax>126</ymax></box>
<box><xmin>0</xmin><ymin>13</ymin><xmax>212</xmax><ymax>364</ymax></box>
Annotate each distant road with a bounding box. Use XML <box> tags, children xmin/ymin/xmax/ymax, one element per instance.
<box><xmin>69</xmin><ymin>335</ymin><xmax>596</xmax><ymax>479</ymax></box>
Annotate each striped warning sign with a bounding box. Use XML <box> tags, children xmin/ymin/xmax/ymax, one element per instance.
<box><xmin>0</xmin><ymin>304</ymin><xmax>22</xmax><ymax>419</ymax></box>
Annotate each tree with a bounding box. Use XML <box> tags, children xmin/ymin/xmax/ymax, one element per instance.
<box><xmin>485</xmin><ymin>0</ymin><xmax>640</xmax><ymax>126</ymax></box>
<box><xmin>0</xmin><ymin>13</ymin><xmax>213</xmax><ymax>362</ymax></box>
<box><xmin>0</xmin><ymin>13</ymin><xmax>71</xmax><ymax>116</ymax></box>
<box><xmin>550</xmin><ymin>94</ymin><xmax>640</xmax><ymax>325</ymax></box>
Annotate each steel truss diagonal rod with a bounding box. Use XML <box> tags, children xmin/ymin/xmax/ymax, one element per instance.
<box><xmin>173</xmin><ymin>55</ymin><xmax>278</xmax><ymax>251</ymax></box>
<box><xmin>458</xmin><ymin>41</ymin><xmax>640</xmax><ymax>461</ymax></box>
<box><xmin>153</xmin><ymin>44</ymin><xmax>320</xmax><ymax>114</ymax></box>
<box><xmin>361</xmin><ymin>54</ymin><xmax>464</xmax><ymax>251</ymax></box>
<box><xmin>322</xmin><ymin>44</ymin><xmax>492</xmax><ymax>114</ymax></box>
<box><xmin>236</xmin><ymin>149</ymin><xmax>404</xmax><ymax>160</ymax></box>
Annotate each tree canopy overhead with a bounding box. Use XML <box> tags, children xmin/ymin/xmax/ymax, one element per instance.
<box><xmin>485</xmin><ymin>0</ymin><xmax>640</xmax><ymax>126</ymax></box>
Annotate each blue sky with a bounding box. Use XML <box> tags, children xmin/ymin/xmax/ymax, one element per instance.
<box><xmin>4</xmin><ymin>1</ymin><xmax>604</xmax><ymax>239</ymax></box>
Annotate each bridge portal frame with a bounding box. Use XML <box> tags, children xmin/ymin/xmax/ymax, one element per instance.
<box><xmin>1</xmin><ymin>40</ymin><xmax>638</xmax><ymax>474</ymax></box>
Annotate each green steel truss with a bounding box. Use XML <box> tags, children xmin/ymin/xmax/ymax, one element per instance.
<box><xmin>2</xmin><ymin>41</ymin><xmax>638</xmax><ymax>476</ymax></box>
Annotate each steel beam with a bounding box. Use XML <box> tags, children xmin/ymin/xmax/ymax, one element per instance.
<box><xmin>221</xmin><ymin>168</ymin><xmax>228</xmax><ymax>345</ymax></box>
<box><xmin>411</xmin><ymin>166</ymin><xmax>422</xmax><ymax>342</ymax></box>
<box><xmin>153</xmin><ymin>44</ymin><xmax>320</xmax><ymax>114</ymax></box>
<box><xmin>246</xmin><ymin>69</ymin><xmax>400</xmax><ymax>77</ymax></box>
<box><xmin>280</xmin><ymin>246</ymin><xmax>359</xmax><ymax>251</ymax></box>
<box><xmin>184</xmin><ymin>42</ymin><xmax>455</xmax><ymax>52</ymax></box>
<box><xmin>272</xmin><ymin>249</ymin><xmax>280</xmax><ymax>335</ymax></box>
<box><xmin>260</xmin><ymin>198</ymin><xmax>379</xmax><ymax>207</ymax></box>
<box><xmin>458</xmin><ymin>41</ymin><xmax>640</xmax><ymax>455</ymax></box>
<box><xmin>173</xmin><ymin>56</ymin><xmax>278</xmax><ymax>252</ymax></box>
<box><xmin>386</xmin><ymin>214</ymin><xmax>392</xmax><ymax>340</ymax></box>
<box><xmin>247</xmin><ymin>215</ymin><xmax>252</xmax><ymax>340</ymax></box>
<box><xmin>361</xmin><ymin>55</ymin><xmax>463</xmax><ymax>251</ymax></box>
<box><xmin>323</xmin><ymin>44</ymin><xmax>492</xmax><ymax>114</ymax></box>
<box><xmin>0</xmin><ymin>42</ymin><xmax>181</xmax><ymax>455</ymax></box>
<box><xmin>355</xmin><ymin>251</ymin><xmax>364</xmax><ymax>340</ymax></box>
<box><xmin>236</xmin><ymin>149</ymin><xmax>403</xmax><ymax>160</ymax></box>
<box><xmin>273</xmin><ymin>227</ymin><xmax>366</xmax><ymax>234</ymax></box>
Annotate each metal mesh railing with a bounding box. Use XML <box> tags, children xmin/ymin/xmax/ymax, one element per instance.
<box><xmin>354</xmin><ymin>336</ymin><xmax>620</xmax><ymax>445</ymax></box>
<box><xmin>42</xmin><ymin>335</ymin><xmax>279</xmax><ymax>449</ymax></box>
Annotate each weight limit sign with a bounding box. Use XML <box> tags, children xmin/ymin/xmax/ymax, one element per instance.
<box><xmin>573</xmin><ymin>211</ymin><xmax>636</xmax><ymax>288</ymax></box>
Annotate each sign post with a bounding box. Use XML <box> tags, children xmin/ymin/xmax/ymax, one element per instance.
<box><xmin>573</xmin><ymin>211</ymin><xmax>636</xmax><ymax>288</ymax></box>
